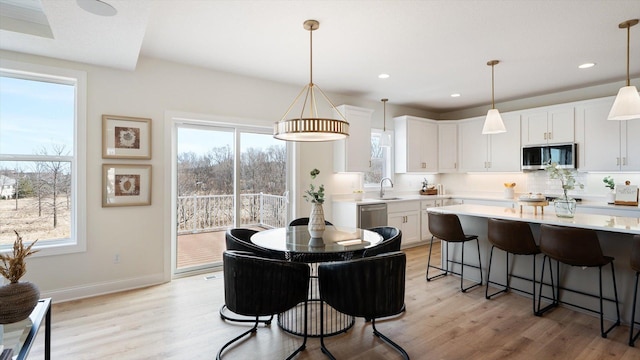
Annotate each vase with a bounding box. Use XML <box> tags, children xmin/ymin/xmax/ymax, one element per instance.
<box><xmin>0</xmin><ymin>282</ymin><xmax>40</xmax><ymax>324</ymax></box>
<box><xmin>606</xmin><ymin>191</ymin><xmax>615</xmax><ymax>204</ymax></box>
<box><xmin>308</xmin><ymin>202</ymin><xmax>326</xmax><ymax>238</ymax></box>
<box><xmin>554</xmin><ymin>197</ymin><xmax>577</xmax><ymax>218</ymax></box>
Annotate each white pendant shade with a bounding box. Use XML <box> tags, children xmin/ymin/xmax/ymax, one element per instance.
<box><xmin>482</xmin><ymin>109</ymin><xmax>506</xmax><ymax>134</ymax></box>
<box><xmin>380</xmin><ymin>130</ymin><xmax>392</xmax><ymax>147</ymax></box>
<box><xmin>608</xmin><ymin>85</ymin><xmax>640</xmax><ymax>120</ymax></box>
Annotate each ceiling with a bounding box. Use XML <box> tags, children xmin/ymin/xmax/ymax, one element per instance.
<box><xmin>1</xmin><ymin>0</ymin><xmax>639</xmax><ymax>113</ymax></box>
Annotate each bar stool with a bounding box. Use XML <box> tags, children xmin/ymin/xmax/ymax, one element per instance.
<box><xmin>537</xmin><ymin>224</ymin><xmax>620</xmax><ymax>338</ymax></box>
<box><xmin>629</xmin><ymin>234</ymin><xmax>640</xmax><ymax>346</ymax></box>
<box><xmin>426</xmin><ymin>212</ymin><xmax>482</xmax><ymax>292</ymax></box>
<box><xmin>485</xmin><ymin>218</ymin><xmax>541</xmax><ymax>314</ymax></box>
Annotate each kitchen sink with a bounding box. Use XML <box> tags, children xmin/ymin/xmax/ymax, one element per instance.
<box><xmin>378</xmin><ymin>197</ymin><xmax>402</xmax><ymax>201</ymax></box>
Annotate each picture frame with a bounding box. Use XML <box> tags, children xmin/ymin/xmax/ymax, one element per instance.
<box><xmin>102</xmin><ymin>115</ymin><xmax>152</xmax><ymax>159</ymax></box>
<box><xmin>614</xmin><ymin>183</ymin><xmax>639</xmax><ymax>206</ymax></box>
<box><xmin>102</xmin><ymin>164</ymin><xmax>152</xmax><ymax>207</ymax></box>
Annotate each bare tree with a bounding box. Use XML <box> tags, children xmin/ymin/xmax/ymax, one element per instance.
<box><xmin>35</xmin><ymin>145</ymin><xmax>71</xmax><ymax>228</ymax></box>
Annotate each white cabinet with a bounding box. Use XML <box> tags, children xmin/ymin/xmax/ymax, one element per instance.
<box><xmin>387</xmin><ymin>201</ymin><xmax>421</xmax><ymax>245</ymax></box>
<box><xmin>394</xmin><ymin>116</ymin><xmax>438</xmax><ymax>173</ymax></box>
<box><xmin>333</xmin><ymin>105</ymin><xmax>374</xmax><ymax>172</ymax></box>
<box><xmin>575</xmin><ymin>96</ymin><xmax>640</xmax><ymax>171</ymax></box>
<box><xmin>438</xmin><ymin>122</ymin><xmax>458</xmax><ymax>173</ymax></box>
<box><xmin>458</xmin><ymin>113</ymin><xmax>521</xmax><ymax>172</ymax></box>
<box><xmin>521</xmin><ymin>107</ymin><xmax>574</xmax><ymax>145</ymax></box>
<box><xmin>421</xmin><ymin>199</ymin><xmax>442</xmax><ymax>240</ymax></box>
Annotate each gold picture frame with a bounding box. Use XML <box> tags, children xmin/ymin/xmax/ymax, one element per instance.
<box><xmin>102</xmin><ymin>115</ymin><xmax>152</xmax><ymax>159</ymax></box>
<box><xmin>102</xmin><ymin>164</ymin><xmax>152</xmax><ymax>207</ymax></box>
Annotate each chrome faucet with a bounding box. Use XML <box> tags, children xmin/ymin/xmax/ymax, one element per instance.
<box><xmin>379</xmin><ymin>177</ymin><xmax>394</xmax><ymax>198</ymax></box>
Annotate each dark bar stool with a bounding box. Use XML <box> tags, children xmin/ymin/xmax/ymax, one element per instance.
<box><xmin>537</xmin><ymin>224</ymin><xmax>620</xmax><ymax>338</ymax></box>
<box><xmin>629</xmin><ymin>234</ymin><xmax>640</xmax><ymax>346</ymax></box>
<box><xmin>485</xmin><ymin>218</ymin><xmax>541</xmax><ymax>314</ymax></box>
<box><xmin>426</xmin><ymin>212</ymin><xmax>482</xmax><ymax>292</ymax></box>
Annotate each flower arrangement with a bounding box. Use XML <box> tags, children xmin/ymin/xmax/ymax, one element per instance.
<box><xmin>603</xmin><ymin>176</ymin><xmax>615</xmax><ymax>190</ymax></box>
<box><xmin>1</xmin><ymin>231</ymin><xmax>38</xmax><ymax>284</ymax></box>
<box><xmin>303</xmin><ymin>168</ymin><xmax>325</xmax><ymax>204</ymax></box>
<box><xmin>545</xmin><ymin>162</ymin><xmax>584</xmax><ymax>200</ymax></box>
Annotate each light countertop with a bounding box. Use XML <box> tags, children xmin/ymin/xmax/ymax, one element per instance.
<box><xmin>427</xmin><ymin>204</ymin><xmax>640</xmax><ymax>235</ymax></box>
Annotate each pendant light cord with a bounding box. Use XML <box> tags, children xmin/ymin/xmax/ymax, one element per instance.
<box><xmin>491</xmin><ymin>63</ymin><xmax>495</xmax><ymax>109</ymax></box>
<box><xmin>626</xmin><ymin>24</ymin><xmax>630</xmax><ymax>87</ymax></box>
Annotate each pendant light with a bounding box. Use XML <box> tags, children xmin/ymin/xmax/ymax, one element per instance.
<box><xmin>608</xmin><ymin>19</ymin><xmax>640</xmax><ymax>121</ymax></box>
<box><xmin>482</xmin><ymin>60</ymin><xmax>507</xmax><ymax>134</ymax></box>
<box><xmin>379</xmin><ymin>98</ymin><xmax>392</xmax><ymax>147</ymax></box>
<box><xmin>274</xmin><ymin>20</ymin><xmax>349</xmax><ymax>141</ymax></box>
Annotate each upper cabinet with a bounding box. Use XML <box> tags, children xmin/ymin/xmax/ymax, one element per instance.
<box><xmin>458</xmin><ymin>113</ymin><xmax>521</xmax><ymax>172</ymax></box>
<box><xmin>521</xmin><ymin>107</ymin><xmax>574</xmax><ymax>145</ymax></box>
<box><xmin>333</xmin><ymin>105</ymin><xmax>374</xmax><ymax>173</ymax></box>
<box><xmin>575</xmin><ymin>96</ymin><xmax>640</xmax><ymax>172</ymax></box>
<box><xmin>394</xmin><ymin>116</ymin><xmax>438</xmax><ymax>173</ymax></box>
<box><xmin>438</xmin><ymin>122</ymin><xmax>458</xmax><ymax>173</ymax></box>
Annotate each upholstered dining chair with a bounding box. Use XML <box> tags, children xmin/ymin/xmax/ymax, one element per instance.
<box><xmin>217</xmin><ymin>250</ymin><xmax>310</xmax><ymax>360</ymax></box>
<box><xmin>318</xmin><ymin>251</ymin><xmax>409</xmax><ymax>360</ymax></box>
<box><xmin>288</xmin><ymin>217</ymin><xmax>333</xmax><ymax>226</ymax></box>
<box><xmin>220</xmin><ymin>228</ymin><xmax>285</xmax><ymax>325</ymax></box>
<box><xmin>362</xmin><ymin>226</ymin><xmax>402</xmax><ymax>257</ymax></box>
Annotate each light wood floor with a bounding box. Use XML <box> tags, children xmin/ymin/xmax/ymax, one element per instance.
<box><xmin>27</xmin><ymin>243</ymin><xmax>640</xmax><ymax>359</ymax></box>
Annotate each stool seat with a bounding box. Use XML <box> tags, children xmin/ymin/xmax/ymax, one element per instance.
<box><xmin>537</xmin><ymin>224</ymin><xmax>620</xmax><ymax>338</ymax></box>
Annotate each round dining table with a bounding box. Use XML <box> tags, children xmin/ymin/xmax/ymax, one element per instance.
<box><xmin>251</xmin><ymin>225</ymin><xmax>384</xmax><ymax>337</ymax></box>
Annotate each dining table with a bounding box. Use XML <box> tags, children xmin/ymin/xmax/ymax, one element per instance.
<box><xmin>251</xmin><ymin>225</ymin><xmax>383</xmax><ymax>337</ymax></box>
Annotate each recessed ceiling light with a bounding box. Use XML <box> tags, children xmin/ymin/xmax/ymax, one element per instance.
<box><xmin>378</xmin><ymin>73</ymin><xmax>390</xmax><ymax>79</ymax></box>
<box><xmin>578</xmin><ymin>63</ymin><xmax>596</xmax><ymax>69</ymax></box>
<box><xmin>77</xmin><ymin>0</ymin><xmax>117</xmax><ymax>16</ymax></box>
<box><xmin>450</xmin><ymin>93</ymin><xmax>461</xmax><ymax>98</ymax></box>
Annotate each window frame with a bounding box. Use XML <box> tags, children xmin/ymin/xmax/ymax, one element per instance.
<box><xmin>364</xmin><ymin>128</ymin><xmax>394</xmax><ymax>189</ymax></box>
<box><xmin>0</xmin><ymin>59</ymin><xmax>87</xmax><ymax>256</ymax></box>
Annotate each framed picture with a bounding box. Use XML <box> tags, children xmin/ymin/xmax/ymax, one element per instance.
<box><xmin>102</xmin><ymin>115</ymin><xmax>152</xmax><ymax>159</ymax></box>
<box><xmin>102</xmin><ymin>164</ymin><xmax>152</xmax><ymax>207</ymax></box>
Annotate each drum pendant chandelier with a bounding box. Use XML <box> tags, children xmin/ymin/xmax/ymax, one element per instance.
<box><xmin>608</xmin><ymin>19</ymin><xmax>640</xmax><ymax>121</ymax></box>
<box><xmin>274</xmin><ymin>20</ymin><xmax>350</xmax><ymax>142</ymax></box>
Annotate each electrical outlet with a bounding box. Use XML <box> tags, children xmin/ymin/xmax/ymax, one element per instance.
<box><xmin>114</xmin><ymin>253</ymin><xmax>121</xmax><ymax>264</ymax></box>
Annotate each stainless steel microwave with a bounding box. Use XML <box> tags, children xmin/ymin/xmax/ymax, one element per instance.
<box><xmin>522</xmin><ymin>143</ymin><xmax>576</xmax><ymax>170</ymax></box>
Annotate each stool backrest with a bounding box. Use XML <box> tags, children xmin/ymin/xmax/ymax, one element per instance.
<box><xmin>428</xmin><ymin>212</ymin><xmax>466</xmax><ymax>241</ymax></box>
<box><xmin>631</xmin><ymin>235</ymin><xmax>640</xmax><ymax>272</ymax></box>
<box><xmin>539</xmin><ymin>224</ymin><xmax>606</xmax><ymax>267</ymax></box>
<box><xmin>487</xmin><ymin>218</ymin><xmax>539</xmax><ymax>255</ymax></box>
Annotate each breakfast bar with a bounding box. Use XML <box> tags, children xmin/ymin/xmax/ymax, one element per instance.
<box><xmin>427</xmin><ymin>204</ymin><xmax>640</xmax><ymax>322</ymax></box>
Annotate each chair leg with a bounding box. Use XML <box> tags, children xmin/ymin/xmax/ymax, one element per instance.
<box><xmin>426</xmin><ymin>236</ymin><xmax>448</xmax><ymax>281</ymax></box>
<box><xmin>600</xmin><ymin>263</ymin><xmax>621</xmax><ymax>338</ymax></box>
<box><xmin>371</xmin><ymin>318</ymin><xmax>410</xmax><ymax>360</ymax></box>
<box><xmin>287</xmin><ymin>300</ymin><xmax>308</xmax><ymax>360</ymax></box>
<box><xmin>216</xmin><ymin>317</ymin><xmax>259</xmax><ymax>359</ymax></box>
<box><xmin>460</xmin><ymin>238</ymin><xmax>482</xmax><ymax>293</ymax></box>
<box><xmin>630</xmin><ymin>271</ymin><xmax>640</xmax><ymax>346</ymax></box>
<box><xmin>220</xmin><ymin>304</ymin><xmax>273</xmax><ymax>325</ymax></box>
<box><xmin>320</xmin><ymin>298</ymin><xmax>336</xmax><ymax>360</ymax></box>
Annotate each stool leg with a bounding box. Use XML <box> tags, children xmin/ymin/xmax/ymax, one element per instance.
<box><xmin>486</xmin><ymin>246</ymin><xmax>510</xmax><ymax>299</ymax></box>
<box><xmin>600</xmin><ymin>262</ymin><xmax>621</xmax><ymax>338</ymax></box>
<box><xmin>536</xmin><ymin>255</ymin><xmax>558</xmax><ymax>316</ymax></box>
<box><xmin>461</xmin><ymin>238</ymin><xmax>482</xmax><ymax>293</ymax></box>
<box><xmin>630</xmin><ymin>271</ymin><xmax>640</xmax><ymax>346</ymax></box>
<box><xmin>485</xmin><ymin>246</ymin><xmax>495</xmax><ymax>299</ymax></box>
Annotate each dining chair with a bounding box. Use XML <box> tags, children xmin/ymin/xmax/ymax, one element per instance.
<box><xmin>318</xmin><ymin>251</ymin><xmax>409</xmax><ymax>360</ymax></box>
<box><xmin>288</xmin><ymin>217</ymin><xmax>333</xmax><ymax>226</ymax></box>
<box><xmin>362</xmin><ymin>226</ymin><xmax>402</xmax><ymax>257</ymax></box>
<box><xmin>217</xmin><ymin>250</ymin><xmax>310</xmax><ymax>360</ymax></box>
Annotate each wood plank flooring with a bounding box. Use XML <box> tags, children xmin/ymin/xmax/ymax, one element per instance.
<box><xmin>26</xmin><ymin>243</ymin><xmax>640</xmax><ymax>359</ymax></box>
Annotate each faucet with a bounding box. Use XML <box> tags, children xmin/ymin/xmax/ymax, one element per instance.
<box><xmin>379</xmin><ymin>177</ymin><xmax>394</xmax><ymax>198</ymax></box>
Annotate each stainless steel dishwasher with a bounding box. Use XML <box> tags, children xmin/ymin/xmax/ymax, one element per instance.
<box><xmin>358</xmin><ymin>203</ymin><xmax>388</xmax><ymax>228</ymax></box>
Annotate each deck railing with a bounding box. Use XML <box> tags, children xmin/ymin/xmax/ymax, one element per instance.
<box><xmin>177</xmin><ymin>193</ymin><xmax>287</xmax><ymax>234</ymax></box>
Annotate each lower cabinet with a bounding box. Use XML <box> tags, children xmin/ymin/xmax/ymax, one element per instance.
<box><xmin>387</xmin><ymin>201</ymin><xmax>421</xmax><ymax>246</ymax></box>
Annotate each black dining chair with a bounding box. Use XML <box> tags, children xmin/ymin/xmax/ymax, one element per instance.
<box><xmin>217</xmin><ymin>250</ymin><xmax>310</xmax><ymax>360</ymax></box>
<box><xmin>220</xmin><ymin>228</ymin><xmax>285</xmax><ymax>325</ymax></box>
<box><xmin>362</xmin><ymin>226</ymin><xmax>402</xmax><ymax>257</ymax></box>
<box><xmin>318</xmin><ymin>251</ymin><xmax>409</xmax><ymax>360</ymax></box>
<box><xmin>288</xmin><ymin>217</ymin><xmax>333</xmax><ymax>226</ymax></box>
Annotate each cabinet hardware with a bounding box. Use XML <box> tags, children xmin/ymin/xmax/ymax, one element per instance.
<box><xmin>623</xmin><ymin>157</ymin><xmax>627</xmax><ymax>166</ymax></box>
<box><xmin>544</xmin><ymin>132</ymin><xmax>547</xmax><ymax>140</ymax></box>
<box><xmin>617</xmin><ymin>157</ymin><xmax>620</xmax><ymax>166</ymax></box>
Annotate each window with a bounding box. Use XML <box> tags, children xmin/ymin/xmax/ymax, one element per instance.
<box><xmin>364</xmin><ymin>129</ymin><xmax>393</xmax><ymax>187</ymax></box>
<box><xmin>0</xmin><ymin>60</ymin><xmax>86</xmax><ymax>255</ymax></box>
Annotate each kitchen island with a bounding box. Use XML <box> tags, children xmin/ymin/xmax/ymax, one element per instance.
<box><xmin>426</xmin><ymin>204</ymin><xmax>640</xmax><ymax>324</ymax></box>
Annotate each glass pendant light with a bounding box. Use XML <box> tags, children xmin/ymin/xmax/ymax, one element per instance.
<box><xmin>608</xmin><ymin>19</ymin><xmax>640</xmax><ymax>121</ymax></box>
<box><xmin>274</xmin><ymin>20</ymin><xmax>350</xmax><ymax>141</ymax></box>
<box><xmin>482</xmin><ymin>60</ymin><xmax>507</xmax><ymax>134</ymax></box>
<box><xmin>379</xmin><ymin>98</ymin><xmax>392</xmax><ymax>147</ymax></box>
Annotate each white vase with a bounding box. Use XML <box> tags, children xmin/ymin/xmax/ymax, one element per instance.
<box><xmin>554</xmin><ymin>196</ymin><xmax>577</xmax><ymax>218</ymax></box>
<box><xmin>606</xmin><ymin>191</ymin><xmax>615</xmax><ymax>204</ymax></box>
<box><xmin>308</xmin><ymin>202</ymin><xmax>326</xmax><ymax>238</ymax></box>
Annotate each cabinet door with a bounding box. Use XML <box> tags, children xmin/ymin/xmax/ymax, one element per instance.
<box><xmin>421</xmin><ymin>200</ymin><xmax>438</xmax><ymax>240</ymax></box>
<box><xmin>488</xmin><ymin>113</ymin><xmax>521</xmax><ymax>172</ymax></box>
<box><xmin>387</xmin><ymin>213</ymin><xmax>405</xmax><ymax>232</ymax></box>
<box><xmin>458</xmin><ymin>117</ymin><xmax>488</xmax><ymax>172</ymax></box>
<box><xmin>575</xmin><ymin>98</ymin><xmax>621</xmax><ymax>171</ymax></box>
<box><xmin>522</xmin><ymin>111</ymin><xmax>549</xmax><ymax>145</ymax></box>
<box><xmin>548</xmin><ymin>107</ymin><xmax>574</xmax><ymax>143</ymax></box>
<box><xmin>407</xmin><ymin>120</ymin><xmax>437</xmax><ymax>172</ymax></box>
<box><xmin>333</xmin><ymin>105</ymin><xmax>374</xmax><ymax>172</ymax></box>
<box><xmin>622</xmin><ymin>120</ymin><xmax>640</xmax><ymax>171</ymax></box>
<box><xmin>403</xmin><ymin>211</ymin><xmax>421</xmax><ymax>245</ymax></box>
<box><xmin>438</xmin><ymin>123</ymin><xmax>458</xmax><ymax>172</ymax></box>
